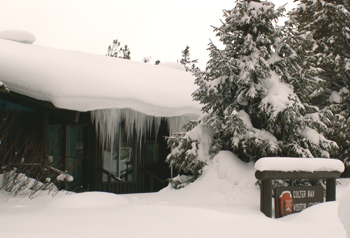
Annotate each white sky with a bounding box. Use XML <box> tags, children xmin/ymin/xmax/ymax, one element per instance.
<box><xmin>0</xmin><ymin>0</ymin><xmax>296</xmax><ymax>69</ymax></box>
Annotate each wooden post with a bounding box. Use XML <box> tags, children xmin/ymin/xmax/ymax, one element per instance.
<box><xmin>326</xmin><ymin>178</ymin><xmax>336</xmax><ymax>201</ymax></box>
<box><xmin>108</xmin><ymin>173</ymin><xmax>111</xmax><ymax>192</ymax></box>
<box><xmin>150</xmin><ymin>176</ymin><xmax>154</xmax><ymax>192</ymax></box>
<box><xmin>261</xmin><ymin>178</ymin><xmax>272</xmax><ymax>217</ymax></box>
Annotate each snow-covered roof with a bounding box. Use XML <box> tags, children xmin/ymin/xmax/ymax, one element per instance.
<box><xmin>255</xmin><ymin>157</ymin><xmax>345</xmax><ymax>173</ymax></box>
<box><xmin>0</xmin><ymin>34</ymin><xmax>201</xmax><ymax>118</ymax></box>
<box><xmin>0</xmin><ymin>30</ymin><xmax>36</xmax><ymax>44</ymax></box>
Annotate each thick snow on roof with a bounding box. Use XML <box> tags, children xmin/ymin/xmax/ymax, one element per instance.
<box><xmin>0</xmin><ymin>38</ymin><xmax>201</xmax><ymax>118</ymax></box>
<box><xmin>255</xmin><ymin>157</ymin><xmax>345</xmax><ymax>173</ymax></box>
<box><xmin>0</xmin><ymin>30</ymin><xmax>36</xmax><ymax>44</ymax></box>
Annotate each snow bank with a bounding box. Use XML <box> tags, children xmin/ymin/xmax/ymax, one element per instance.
<box><xmin>255</xmin><ymin>157</ymin><xmax>345</xmax><ymax>172</ymax></box>
<box><xmin>0</xmin><ymin>170</ymin><xmax>348</xmax><ymax>238</ymax></box>
<box><xmin>0</xmin><ymin>39</ymin><xmax>201</xmax><ymax>118</ymax></box>
<box><xmin>339</xmin><ymin>184</ymin><xmax>350</xmax><ymax>238</ymax></box>
<box><xmin>159</xmin><ymin>62</ymin><xmax>186</xmax><ymax>71</ymax></box>
<box><xmin>0</xmin><ymin>30</ymin><xmax>36</xmax><ymax>44</ymax></box>
<box><xmin>48</xmin><ymin>191</ymin><xmax>128</xmax><ymax>209</ymax></box>
<box><xmin>160</xmin><ymin>151</ymin><xmax>259</xmax><ymax>205</ymax></box>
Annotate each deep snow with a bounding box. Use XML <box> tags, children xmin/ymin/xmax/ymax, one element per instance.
<box><xmin>339</xmin><ymin>184</ymin><xmax>350</xmax><ymax>238</ymax></box>
<box><xmin>0</xmin><ymin>151</ymin><xmax>347</xmax><ymax>238</ymax></box>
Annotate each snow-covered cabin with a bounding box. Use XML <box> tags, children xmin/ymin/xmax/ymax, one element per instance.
<box><xmin>0</xmin><ymin>30</ymin><xmax>201</xmax><ymax>193</ymax></box>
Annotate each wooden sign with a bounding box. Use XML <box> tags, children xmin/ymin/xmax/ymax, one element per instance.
<box><xmin>275</xmin><ymin>186</ymin><xmax>324</xmax><ymax>218</ymax></box>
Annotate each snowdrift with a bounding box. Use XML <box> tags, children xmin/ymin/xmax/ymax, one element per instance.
<box><xmin>339</xmin><ymin>184</ymin><xmax>350</xmax><ymax>238</ymax></box>
<box><xmin>159</xmin><ymin>151</ymin><xmax>259</xmax><ymax>205</ymax></box>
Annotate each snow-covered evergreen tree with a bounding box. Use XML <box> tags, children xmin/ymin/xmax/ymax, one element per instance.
<box><xmin>195</xmin><ymin>0</ymin><xmax>337</xmax><ymax>161</ymax></box>
<box><xmin>180</xmin><ymin>45</ymin><xmax>198</xmax><ymax>72</ymax></box>
<box><xmin>287</xmin><ymin>0</ymin><xmax>350</xmax><ymax>165</ymax></box>
<box><xmin>166</xmin><ymin>0</ymin><xmax>338</xmax><ymax>188</ymax></box>
<box><xmin>107</xmin><ymin>39</ymin><xmax>131</xmax><ymax>59</ymax></box>
<box><xmin>288</xmin><ymin>0</ymin><xmax>350</xmax><ymax>106</ymax></box>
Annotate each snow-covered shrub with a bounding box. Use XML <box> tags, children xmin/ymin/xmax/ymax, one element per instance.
<box><xmin>1</xmin><ymin>170</ymin><xmax>58</xmax><ymax>198</ymax></box>
<box><xmin>166</xmin><ymin>119</ymin><xmax>212</xmax><ymax>188</ymax></box>
<box><xmin>168</xmin><ymin>175</ymin><xmax>196</xmax><ymax>189</ymax></box>
<box><xmin>1</xmin><ymin>167</ymin><xmax>73</xmax><ymax>198</ymax></box>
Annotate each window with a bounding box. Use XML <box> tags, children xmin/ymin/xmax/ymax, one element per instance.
<box><xmin>102</xmin><ymin>127</ymin><xmax>137</xmax><ymax>182</ymax></box>
<box><xmin>146</xmin><ymin>141</ymin><xmax>159</xmax><ymax>163</ymax></box>
<box><xmin>66</xmin><ymin>125</ymin><xmax>84</xmax><ymax>189</ymax></box>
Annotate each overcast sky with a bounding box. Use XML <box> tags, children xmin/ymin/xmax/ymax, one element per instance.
<box><xmin>0</xmin><ymin>0</ymin><xmax>297</xmax><ymax>69</ymax></box>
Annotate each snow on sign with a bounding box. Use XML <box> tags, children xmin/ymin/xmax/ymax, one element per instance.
<box><xmin>275</xmin><ymin>186</ymin><xmax>324</xmax><ymax>218</ymax></box>
<box><xmin>255</xmin><ymin>157</ymin><xmax>345</xmax><ymax>173</ymax></box>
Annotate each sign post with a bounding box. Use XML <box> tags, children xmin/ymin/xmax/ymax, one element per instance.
<box><xmin>254</xmin><ymin>157</ymin><xmax>345</xmax><ymax>218</ymax></box>
<box><xmin>255</xmin><ymin>170</ymin><xmax>341</xmax><ymax>218</ymax></box>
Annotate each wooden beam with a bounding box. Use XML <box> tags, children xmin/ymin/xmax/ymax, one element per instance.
<box><xmin>255</xmin><ymin>170</ymin><xmax>341</xmax><ymax>180</ymax></box>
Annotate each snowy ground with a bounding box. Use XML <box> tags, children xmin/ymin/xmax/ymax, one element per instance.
<box><xmin>0</xmin><ymin>152</ymin><xmax>348</xmax><ymax>238</ymax></box>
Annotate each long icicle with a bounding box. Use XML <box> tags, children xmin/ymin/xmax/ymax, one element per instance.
<box><xmin>91</xmin><ymin>108</ymin><xmax>198</xmax><ymax>149</ymax></box>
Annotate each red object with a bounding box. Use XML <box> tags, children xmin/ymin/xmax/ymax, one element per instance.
<box><xmin>280</xmin><ymin>191</ymin><xmax>293</xmax><ymax>217</ymax></box>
